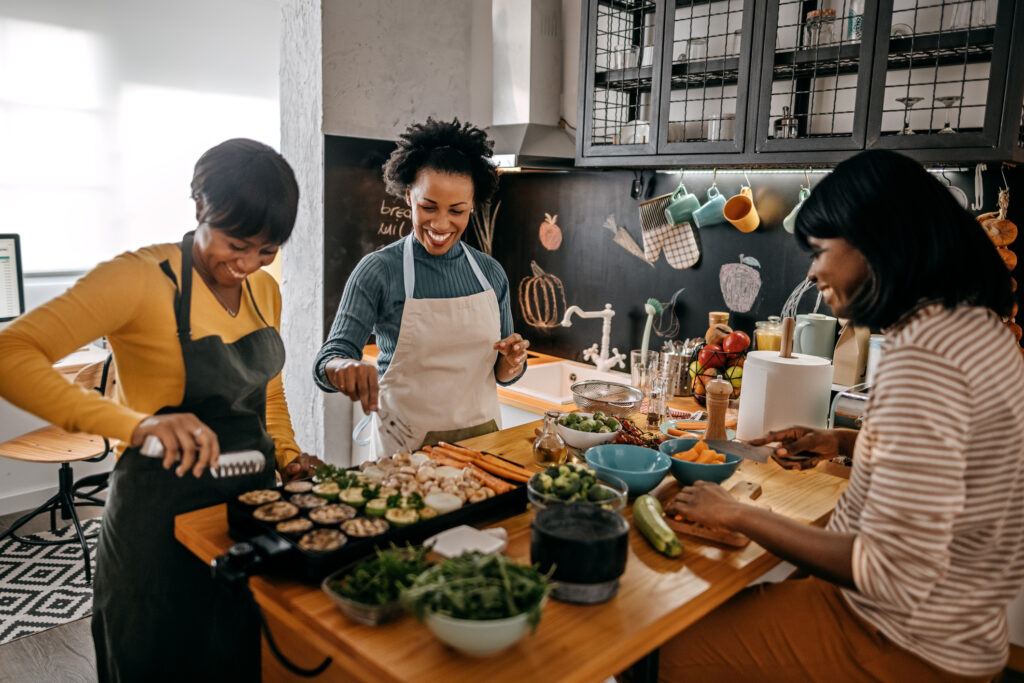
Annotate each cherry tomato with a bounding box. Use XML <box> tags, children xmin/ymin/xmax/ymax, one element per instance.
<box><xmin>697</xmin><ymin>343</ymin><xmax>726</xmax><ymax>369</ymax></box>
<box><xmin>722</xmin><ymin>330</ymin><xmax>751</xmax><ymax>354</ymax></box>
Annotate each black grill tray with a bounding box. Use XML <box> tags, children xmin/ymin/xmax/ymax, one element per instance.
<box><xmin>226</xmin><ymin>479</ymin><xmax>527</xmax><ymax>584</ymax></box>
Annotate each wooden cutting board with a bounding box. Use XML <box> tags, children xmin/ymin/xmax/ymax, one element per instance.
<box><xmin>654</xmin><ymin>479</ymin><xmax>770</xmax><ymax>548</ymax></box>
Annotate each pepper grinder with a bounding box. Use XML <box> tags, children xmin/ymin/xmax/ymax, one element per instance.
<box><xmin>704</xmin><ymin>376</ymin><xmax>733</xmax><ymax>441</ymax></box>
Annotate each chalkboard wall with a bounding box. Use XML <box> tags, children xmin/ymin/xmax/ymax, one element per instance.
<box><xmin>324</xmin><ymin>134</ymin><xmax>1016</xmax><ymax>365</ymax></box>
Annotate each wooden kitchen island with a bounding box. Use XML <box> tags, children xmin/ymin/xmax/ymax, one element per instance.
<box><xmin>176</xmin><ymin>421</ymin><xmax>849</xmax><ymax>683</ymax></box>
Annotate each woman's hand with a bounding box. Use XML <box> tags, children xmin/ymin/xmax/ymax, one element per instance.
<box><xmin>672</xmin><ymin>481</ymin><xmax>743</xmax><ymax>529</ymax></box>
<box><xmin>749</xmin><ymin>426</ymin><xmax>855</xmax><ymax>470</ymax></box>
<box><xmin>324</xmin><ymin>358</ymin><xmax>379</xmax><ymax>414</ymax></box>
<box><xmin>130</xmin><ymin>414</ymin><xmax>220</xmax><ymax>478</ymax></box>
<box><xmin>280</xmin><ymin>452</ymin><xmax>325</xmax><ymax>483</ymax></box>
<box><xmin>494</xmin><ymin>334</ymin><xmax>530</xmax><ymax>382</ymax></box>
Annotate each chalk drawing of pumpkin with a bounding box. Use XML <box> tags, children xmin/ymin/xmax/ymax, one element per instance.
<box><xmin>719</xmin><ymin>255</ymin><xmax>762</xmax><ymax>313</ymax></box>
<box><xmin>539</xmin><ymin>213</ymin><xmax>562</xmax><ymax>250</ymax></box>
<box><xmin>518</xmin><ymin>261</ymin><xmax>567</xmax><ymax>329</ymax></box>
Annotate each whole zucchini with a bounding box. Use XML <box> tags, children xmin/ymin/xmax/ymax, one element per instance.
<box><xmin>633</xmin><ymin>495</ymin><xmax>683</xmax><ymax>558</ymax></box>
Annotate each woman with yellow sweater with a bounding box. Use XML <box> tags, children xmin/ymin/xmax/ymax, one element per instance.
<box><xmin>0</xmin><ymin>139</ymin><xmax>320</xmax><ymax>682</ymax></box>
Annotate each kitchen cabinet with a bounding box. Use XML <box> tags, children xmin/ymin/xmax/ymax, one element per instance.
<box><xmin>576</xmin><ymin>0</ymin><xmax>1024</xmax><ymax>166</ymax></box>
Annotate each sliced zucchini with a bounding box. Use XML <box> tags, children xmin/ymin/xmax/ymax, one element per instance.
<box><xmin>384</xmin><ymin>507</ymin><xmax>420</xmax><ymax>528</ymax></box>
<box><xmin>339</xmin><ymin>487</ymin><xmax>368</xmax><ymax>508</ymax></box>
<box><xmin>365</xmin><ymin>498</ymin><xmax>389</xmax><ymax>518</ymax></box>
<box><xmin>418</xmin><ymin>506</ymin><xmax>438</xmax><ymax>521</ymax></box>
<box><xmin>311</xmin><ymin>481</ymin><xmax>340</xmax><ymax>501</ymax></box>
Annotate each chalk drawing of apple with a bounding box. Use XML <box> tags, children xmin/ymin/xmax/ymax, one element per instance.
<box><xmin>539</xmin><ymin>213</ymin><xmax>562</xmax><ymax>250</ymax></box>
<box><xmin>720</xmin><ymin>254</ymin><xmax>762</xmax><ymax>313</ymax></box>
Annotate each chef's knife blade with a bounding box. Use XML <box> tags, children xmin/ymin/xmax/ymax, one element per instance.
<box><xmin>703</xmin><ymin>439</ymin><xmax>775</xmax><ymax>463</ymax></box>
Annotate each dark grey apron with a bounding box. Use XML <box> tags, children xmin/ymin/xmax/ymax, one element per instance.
<box><xmin>92</xmin><ymin>232</ymin><xmax>282</xmax><ymax>683</ymax></box>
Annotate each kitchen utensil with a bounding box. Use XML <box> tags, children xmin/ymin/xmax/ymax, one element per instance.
<box><xmin>585</xmin><ymin>444</ymin><xmax>671</xmax><ymax>496</ymax></box>
<box><xmin>140</xmin><ymin>435</ymin><xmax>265</xmax><ymax>478</ymax></box>
<box><xmin>692</xmin><ymin>186</ymin><xmax>728</xmax><ymax>229</ymax></box>
<box><xmin>571</xmin><ymin>380</ymin><xmax>644</xmax><ymax>418</ymax></box>
<box><xmin>895</xmin><ymin>96</ymin><xmax>924</xmax><ymax>135</ymax></box>
<box><xmin>723</xmin><ymin>186</ymin><xmax>760</xmax><ymax>232</ymax></box>
<box><xmin>424</xmin><ymin>609</ymin><xmax>536</xmax><ymax>657</ymax></box>
<box><xmin>773</xmin><ymin>106</ymin><xmax>799</xmax><ymax>139</ymax></box>
<box><xmin>793</xmin><ymin>313</ymin><xmax>838</xmax><ymax>360</ymax></box>
<box><xmin>659</xmin><ymin>479</ymin><xmax>766</xmax><ymax>547</ymax></box>
<box><xmin>531</xmin><ymin>504</ymin><xmax>629</xmax><ymax>604</ymax></box>
<box><xmin>702</xmin><ymin>439</ymin><xmax>775</xmax><ymax>463</ymax></box>
<box><xmin>703</xmin><ymin>376</ymin><xmax>733</xmax><ymax>441</ymax></box>
<box><xmin>706</xmin><ymin>114</ymin><xmax>735</xmax><ymax>141</ymax></box>
<box><xmin>660</xmin><ymin>438</ymin><xmax>742</xmax><ymax>484</ymax></box>
<box><xmin>664</xmin><ymin>184</ymin><xmax>700</xmax><ymax>226</ymax></box>
<box><xmin>935</xmin><ymin>95</ymin><xmax>963</xmax><ymax>134</ymax></box>
<box><xmin>659</xmin><ymin>421</ymin><xmax>735</xmax><ymax>440</ymax></box>
<box><xmin>891</xmin><ymin>23</ymin><xmax>913</xmax><ymax>37</ymax></box>
<box><xmin>830</xmin><ymin>387</ymin><xmax>870</xmax><ymax>430</ymax></box>
<box><xmin>735</xmin><ymin>316</ymin><xmax>834</xmax><ymax>441</ymax></box>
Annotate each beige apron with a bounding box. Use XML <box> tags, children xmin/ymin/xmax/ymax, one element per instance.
<box><xmin>360</xmin><ymin>235</ymin><xmax>503</xmax><ymax>459</ymax></box>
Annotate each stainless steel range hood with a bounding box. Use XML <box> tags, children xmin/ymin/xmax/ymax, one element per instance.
<box><xmin>487</xmin><ymin>0</ymin><xmax>575</xmax><ymax>170</ymax></box>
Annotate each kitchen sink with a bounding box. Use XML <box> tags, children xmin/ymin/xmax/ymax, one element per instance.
<box><xmin>502</xmin><ymin>360</ymin><xmax>631</xmax><ymax>405</ymax></box>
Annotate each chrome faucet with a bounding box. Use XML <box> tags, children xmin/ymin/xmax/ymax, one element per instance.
<box><xmin>560</xmin><ymin>303</ymin><xmax>627</xmax><ymax>373</ymax></box>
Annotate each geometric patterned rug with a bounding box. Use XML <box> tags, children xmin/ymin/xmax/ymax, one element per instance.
<box><xmin>0</xmin><ymin>518</ymin><xmax>100</xmax><ymax>645</ymax></box>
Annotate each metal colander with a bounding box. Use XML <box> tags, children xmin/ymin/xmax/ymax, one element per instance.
<box><xmin>570</xmin><ymin>380</ymin><xmax>644</xmax><ymax>418</ymax></box>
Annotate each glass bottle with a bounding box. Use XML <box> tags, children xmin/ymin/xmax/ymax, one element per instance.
<box><xmin>774</xmin><ymin>106</ymin><xmax>799</xmax><ymax>139</ymax></box>
<box><xmin>755</xmin><ymin>315</ymin><xmax>783</xmax><ymax>351</ymax></box>
<box><xmin>645</xmin><ymin>370</ymin><xmax>669</xmax><ymax>429</ymax></box>
<box><xmin>534</xmin><ymin>410</ymin><xmax>568</xmax><ymax>466</ymax></box>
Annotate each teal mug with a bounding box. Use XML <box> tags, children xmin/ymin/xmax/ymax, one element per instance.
<box><xmin>664</xmin><ymin>184</ymin><xmax>701</xmax><ymax>226</ymax></box>
<box><xmin>692</xmin><ymin>186</ymin><xmax>728</xmax><ymax>229</ymax></box>
<box><xmin>793</xmin><ymin>313</ymin><xmax>838</xmax><ymax>360</ymax></box>
<box><xmin>783</xmin><ymin>186</ymin><xmax>811</xmax><ymax>234</ymax></box>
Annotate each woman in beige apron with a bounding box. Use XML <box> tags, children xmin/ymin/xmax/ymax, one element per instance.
<box><xmin>314</xmin><ymin>118</ymin><xmax>528</xmax><ymax>457</ymax></box>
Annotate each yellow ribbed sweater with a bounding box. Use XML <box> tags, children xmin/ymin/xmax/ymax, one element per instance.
<box><xmin>0</xmin><ymin>243</ymin><xmax>301</xmax><ymax>469</ymax></box>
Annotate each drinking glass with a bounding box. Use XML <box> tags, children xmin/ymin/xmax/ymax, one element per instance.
<box><xmin>895</xmin><ymin>96</ymin><xmax>924</xmax><ymax>135</ymax></box>
<box><xmin>935</xmin><ymin>95</ymin><xmax>962</xmax><ymax>134</ymax></box>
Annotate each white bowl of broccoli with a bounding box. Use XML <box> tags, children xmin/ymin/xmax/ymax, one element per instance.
<box><xmin>556</xmin><ymin>411</ymin><xmax>622</xmax><ymax>450</ymax></box>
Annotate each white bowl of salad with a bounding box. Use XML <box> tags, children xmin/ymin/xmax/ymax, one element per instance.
<box><xmin>555</xmin><ymin>411</ymin><xmax>622</xmax><ymax>450</ymax></box>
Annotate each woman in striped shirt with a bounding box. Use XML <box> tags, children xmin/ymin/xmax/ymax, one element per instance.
<box><xmin>664</xmin><ymin>150</ymin><xmax>1023</xmax><ymax>682</ymax></box>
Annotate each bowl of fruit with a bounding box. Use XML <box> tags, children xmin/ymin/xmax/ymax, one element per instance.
<box><xmin>555</xmin><ymin>411</ymin><xmax>621</xmax><ymax>450</ymax></box>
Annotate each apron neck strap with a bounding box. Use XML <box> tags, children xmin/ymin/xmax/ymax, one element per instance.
<box><xmin>402</xmin><ymin>235</ymin><xmax>492</xmax><ymax>299</ymax></box>
<box><xmin>176</xmin><ymin>231</ymin><xmax>197</xmax><ymax>343</ymax></box>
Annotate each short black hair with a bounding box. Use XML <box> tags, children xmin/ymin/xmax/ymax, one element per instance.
<box><xmin>795</xmin><ymin>149</ymin><xmax>1013</xmax><ymax>328</ymax></box>
<box><xmin>382</xmin><ymin>117</ymin><xmax>499</xmax><ymax>206</ymax></box>
<box><xmin>190</xmin><ymin>138</ymin><xmax>299</xmax><ymax>245</ymax></box>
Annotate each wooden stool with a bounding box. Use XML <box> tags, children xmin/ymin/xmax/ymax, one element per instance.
<box><xmin>0</xmin><ymin>355</ymin><xmax>116</xmax><ymax>584</ymax></box>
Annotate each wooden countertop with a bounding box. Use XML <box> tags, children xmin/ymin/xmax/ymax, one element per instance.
<box><xmin>175</xmin><ymin>421</ymin><xmax>848</xmax><ymax>683</ymax></box>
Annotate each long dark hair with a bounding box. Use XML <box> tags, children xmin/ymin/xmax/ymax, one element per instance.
<box><xmin>190</xmin><ymin>138</ymin><xmax>299</xmax><ymax>245</ymax></box>
<box><xmin>795</xmin><ymin>149</ymin><xmax>1013</xmax><ymax>328</ymax></box>
<box><xmin>382</xmin><ymin>117</ymin><xmax>499</xmax><ymax>206</ymax></box>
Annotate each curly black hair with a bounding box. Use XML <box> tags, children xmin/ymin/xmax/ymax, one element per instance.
<box><xmin>382</xmin><ymin>117</ymin><xmax>499</xmax><ymax>206</ymax></box>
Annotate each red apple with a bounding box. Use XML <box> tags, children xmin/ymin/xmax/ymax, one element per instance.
<box><xmin>723</xmin><ymin>330</ymin><xmax>751</xmax><ymax>354</ymax></box>
<box><xmin>697</xmin><ymin>344</ymin><xmax>726</xmax><ymax>369</ymax></box>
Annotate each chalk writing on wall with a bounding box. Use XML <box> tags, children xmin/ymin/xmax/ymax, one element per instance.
<box><xmin>378</xmin><ymin>199</ymin><xmax>412</xmax><ymax>239</ymax></box>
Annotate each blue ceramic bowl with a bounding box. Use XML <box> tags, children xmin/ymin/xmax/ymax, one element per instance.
<box><xmin>584</xmin><ymin>444</ymin><xmax>671</xmax><ymax>496</ymax></box>
<box><xmin>659</xmin><ymin>438</ymin><xmax>742</xmax><ymax>485</ymax></box>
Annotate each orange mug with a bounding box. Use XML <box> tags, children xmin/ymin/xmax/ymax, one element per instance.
<box><xmin>723</xmin><ymin>186</ymin><xmax>760</xmax><ymax>233</ymax></box>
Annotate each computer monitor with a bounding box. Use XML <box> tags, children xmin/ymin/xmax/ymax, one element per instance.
<box><xmin>0</xmin><ymin>234</ymin><xmax>25</xmax><ymax>322</ymax></box>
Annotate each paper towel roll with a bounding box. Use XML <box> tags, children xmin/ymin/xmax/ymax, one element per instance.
<box><xmin>736</xmin><ymin>350</ymin><xmax>834</xmax><ymax>441</ymax></box>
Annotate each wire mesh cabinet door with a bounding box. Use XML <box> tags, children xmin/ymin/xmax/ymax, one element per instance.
<box><xmin>865</xmin><ymin>0</ymin><xmax>1015</xmax><ymax>151</ymax></box>
<box><xmin>578</xmin><ymin>0</ymin><xmax>667</xmax><ymax>160</ymax></box>
<box><xmin>756</xmin><ymin>0</ymin><xmax>882</xmax><ymax>153</ymax></box>
<box><xmin>656</xmin><ymin>0</ymin><xmax>759</xmax><ymax>155</ymax></box>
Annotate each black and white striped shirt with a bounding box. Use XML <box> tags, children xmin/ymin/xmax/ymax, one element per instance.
<box><xmin>827</xmin><ymin>304</ymin><xmax>1024</xmax><ymax>677</ymax></box>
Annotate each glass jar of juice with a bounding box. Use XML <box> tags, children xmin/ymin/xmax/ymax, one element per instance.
<box><xmin>755</xmin><ymin>316</ymin><xmax>783</xmax><ymax>351</ymax></box>
<box><xmin>533</xmin><ymin>410</ymin><xmax>568</xmax><ymax>466</ymax></box>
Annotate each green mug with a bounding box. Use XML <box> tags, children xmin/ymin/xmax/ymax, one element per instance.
<box><xmin>664</xmin><ymin>184</ymin><xmax>700</xmax><ymax>226</ymax></box>
<box><xmin>783</xmin><ymin>187</ymin><xmax>811</xmax><ymax>234</ymax></box>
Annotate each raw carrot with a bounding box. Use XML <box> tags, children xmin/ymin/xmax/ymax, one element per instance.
<box><xmin>472</xmin><ymin>458</ymin><xmax>530</xmax><ymax>483</ymax></box>
<box><xmin>466</xmin><ymin>465</ymin><xmax>515</xmax><ymax>494</ymax></box>
<box><xmin>430</xmin><ymin>446</ymin><xmax>477</xmax><ymax>463</ymax></box>
<box><xmin>438</xmin><ymin>441</ymin><xmax>486</xmax><ymax>459</ymax></box>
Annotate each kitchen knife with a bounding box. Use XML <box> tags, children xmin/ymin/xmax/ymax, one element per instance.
<box><xmin>140</xmin><ymin>435</ymin><xmax>266</xmax><ymax>478</ymax></box>
<box><xmin>703</xmin><ymin>439</ymin><xmax>776</xmax><ymax>463</ymax></box>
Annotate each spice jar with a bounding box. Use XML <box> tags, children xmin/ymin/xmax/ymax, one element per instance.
<box><xmin>773</xmin><ymin>106</ymin><xmax>799</xmax><ymax>139</ymax></box>
<box><xmin>533</xmin><ymin>410</ymin><xmax>568</xmax><ymax>466</ymax></box>
<box><xmin>755</xmin><ymin>316</ymin><xmax>783</xmax><ymax>351</ymax></box>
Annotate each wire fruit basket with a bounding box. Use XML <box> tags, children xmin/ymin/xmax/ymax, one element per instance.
<box><xmin>687</xmin><ymin>342</ymin><xmax>746</xmax><ymax>407</ymax></box>
<box><xmin>570</xmin><ymin>380</ymin><xmax>644</xmax><ymax>418</ymax></box>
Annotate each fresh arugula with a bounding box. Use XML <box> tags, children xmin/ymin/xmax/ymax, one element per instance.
<box><xmin>328</xmin><ymin>545</ymin><xmax>432</xmax><ymax>606</ymax></box>
<box><xmin>401</xmin><ymin>552</ymin><xmax>552</xmax><ymax>631</ymax></box>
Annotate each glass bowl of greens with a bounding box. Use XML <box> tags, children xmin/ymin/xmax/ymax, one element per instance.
<box><xmin>555</xmin><ymin>411</ymin><xmax>621</xmax><ymax>449</ymax></box>
<box><xmin>321</xmin><ymin>545</ymin><xmax>432</xmax><ymax>626</ymax></box>
<box><xmin>526</xmin><ymin>462</ymin><xmax>628</xmax><ymax>513</ymax></box>
<box><xmin>401</xmin><ymin>552</ymin><xmax>551</xmax><ymax>657</ymax></box>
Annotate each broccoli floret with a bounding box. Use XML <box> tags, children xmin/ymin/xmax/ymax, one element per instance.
<box><xmin>553</xmin><ymin>473</ymin><xmax>581</xmax><ymax>498</ymax></box>
<box><xmin>587</xmin><ymin>484</ymin><xmax>615</xmax><ymax>502</ymax></box>
<box><xmin>568</xmin><ymin>492</ymin><xmax>583</xmax><ymax>502</ymax></box>
<box><xmin>535</xmin><ymin>472</ymin><xmax>554</xmax><ymax>493</ymax></box>
<box><xmin>386</xmin><ymin>493</ymin><xmax>403</xmax><ymax>508</ymax></box>
<box><xmin>579</xmin><ymin>472</ymin><xmax>597</xmax><ymax>492</ymax></box>
<box><xmin>545</xmin><ymin>466</ymin><xmax>562</xmax><ymax>479</ymax></box>
<box><xmin>557</xmin><ymin>465</ymin><xmax>572</xmax><ymax>477</ymax></box>
<box><xmin>405</xmin><ymin>491</ymin><xmax>424</xmax><ymax>510</ymax></box>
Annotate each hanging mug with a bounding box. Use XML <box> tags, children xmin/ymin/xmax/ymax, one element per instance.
<box><xmin>664</xmin><ymin>183</ymin><xmax>701</xmax><ymax>226</ymax></box>
<box><xmin>783</xmin><ymin>186</ymin><xmax>812</xmax><ymax>234</ymax></box>
<box><xmin>692</xmin><ymin>186</ymin><xmax>728</xmax><ymax>229</ymax></box>
<box><xmin>723</xmin><ymin>186</ymin><xmax>760</xmax><ymax>233</ymax></box>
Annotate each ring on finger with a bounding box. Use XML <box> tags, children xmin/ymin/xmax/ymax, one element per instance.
<box><xmin>193</xmin><ymin>427</ymin><xmax>204</xmax><ymax>437</ymax></box>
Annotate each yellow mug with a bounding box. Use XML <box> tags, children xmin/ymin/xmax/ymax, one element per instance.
<box><xmin>723</xmin><ymin>186</ymin><xmax>760</xmax><ymax>233</ymax></box>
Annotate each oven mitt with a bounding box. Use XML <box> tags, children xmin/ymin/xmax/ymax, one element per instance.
<box><xmin>642</xmin><ymin>222</ymin><xmax>701</xmax><ymax>269</ymax></box>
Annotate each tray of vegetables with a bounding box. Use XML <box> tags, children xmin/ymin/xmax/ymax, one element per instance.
<box><xmin>227</xmin><ymin>448</ymin><xmax>528</xmax><ymax>583</ymax></box>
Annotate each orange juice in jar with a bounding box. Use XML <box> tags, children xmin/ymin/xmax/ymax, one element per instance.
<box><xmin>755</xmin><ymin>316</ymin><xmax>783</xmax><ymax>351</ymax></box>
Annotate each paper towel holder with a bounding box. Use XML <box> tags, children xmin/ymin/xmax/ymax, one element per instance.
<box><xmin>779</xmin><ymin>317</ymin><xmax>795</xmax><ymax>359</ymax></box>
